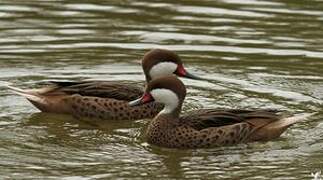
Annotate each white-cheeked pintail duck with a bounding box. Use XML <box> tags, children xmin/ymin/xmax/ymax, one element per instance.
<box><xmin>6</xmin><ymin>49</ymin><xmax>202</xmax><ymax>120</ymax></box>
<box><xmin>129</xmin><ymin>75</ymin><xmax>315</xmax><ymax>149</ymax></box>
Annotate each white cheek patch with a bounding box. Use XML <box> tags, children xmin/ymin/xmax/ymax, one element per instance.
<box><xmin>149</xmin><ymin>62</ymin><xmax>177</xmax><ymax>80</ymax></box>
<box><xmin>150</xmin><ymin>88</ymin><xmax>179</xmax><ymax>114</ymax></box>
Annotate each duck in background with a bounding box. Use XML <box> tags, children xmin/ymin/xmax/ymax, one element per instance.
<box><xmin>6</xmin><ymin>49</ymin><xmax>202</xmax><ymax>120</ymax></box>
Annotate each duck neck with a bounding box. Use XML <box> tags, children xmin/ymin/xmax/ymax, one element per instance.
<box><xmin>149</xmin><ymin>86</ymin><xmax>185</xmax><ymax>126</ymax></box>
<box><xmin>156</xmin><ymin>103</ymin><xmax>182</xmax><ymax>124</ymax></box>
<box><xmin>145</xmin><ymin>74</ymin><xmax>152</xmax><ymax>83</ymax></box>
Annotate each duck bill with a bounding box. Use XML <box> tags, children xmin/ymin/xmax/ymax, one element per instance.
<box><xmin>183</xmin><ymin>71</ymin><xmax>205</xmax><ymax>80</ymax></box>
<box><xmin>176</xmin><ymin>64</ymin><xmax>204</xmax><ymax>80</ymax></box>
<box><xmin>129</xmin><ymin>93</ymin><xmax>154</xmax><ymax>107</ymax></box>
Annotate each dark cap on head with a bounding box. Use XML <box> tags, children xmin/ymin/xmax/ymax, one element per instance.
<box><xmin>128</xmin><ymin>75</ymin><xmax>187</xmax><ymax>111</ymax></box>
<box><xmin>141</xmin><ymin>49</ymin><xmax>203</xmax><ymax>82</ymax></box>
<box><xmin>142</xmin><ymin>49</ymin><xmax>182</xmax><ymax>81</ymax></box>
<box><xmin>146</xmin><ymin>75</ymin><xmax>186</xmax><ymax>101</ymax></box>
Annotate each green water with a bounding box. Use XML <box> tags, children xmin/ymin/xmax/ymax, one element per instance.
<box><xmin>0</xmin><ymin>0</ymin><xmax>322</xmax><ymax>179</ymax></box>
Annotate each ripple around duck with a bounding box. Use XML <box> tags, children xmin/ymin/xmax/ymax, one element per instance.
<box><xmin>0</xmin><ymin>0</ymin><xmax>323</xmax><ymax>179</ymax></box>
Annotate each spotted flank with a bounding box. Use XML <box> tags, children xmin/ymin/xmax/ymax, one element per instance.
<box><xmin>67</xmin><ymin>95</ymin><xmax>161</xmax><ymax>120</ymax></box>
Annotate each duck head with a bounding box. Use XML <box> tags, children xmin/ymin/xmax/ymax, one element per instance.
<box><xmin>129</xmin><ymin>75</ymin><xmax>186</xmax><ymax>117</ymax></box>
<box><xmin>142</xmin><ymin>49</ymin><xmax>203</xmax><ymax>82</ymax></box>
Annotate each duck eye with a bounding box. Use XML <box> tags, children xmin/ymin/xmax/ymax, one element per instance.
<box><xmin>142</xmin><ymin>92</ymin><xmax>154</xmax><ymax>103</ymax></box>
<box><xmin>175</xmin><ymin>64</ymin><xmax>186</xmax><ymax>76</ymax></box>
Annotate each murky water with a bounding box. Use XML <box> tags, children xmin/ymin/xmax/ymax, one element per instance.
<box><xmin>0</xmin><ymin>0</ymin><xmax>322</xmax><ymax>179</ymax></box>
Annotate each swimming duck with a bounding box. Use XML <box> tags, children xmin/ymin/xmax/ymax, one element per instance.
<box><xmin>6</xmin><ymin>49</ymin><xmax>202</xmax><ymax>120</ymax></box>
<box><xmin>129</xmin><ymin>76</ymin><xmax>314</xmax><ymax>148</ymax></box>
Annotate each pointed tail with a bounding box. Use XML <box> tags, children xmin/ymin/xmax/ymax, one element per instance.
<box><xmin>269</xmin><ymin>112</ymin><xmax>317</xmax><ymax>129</ymax></box>
<box><xmin>248</xmin><ymin>112</ymin><xmax>317</xmax><ymax>141</ymax></box>
<box><xmin>4</xmin><ymin>83</ymin><xmax>69</xmax><ymax>113</ymax></box>
<box><xmin>5</xmin><ymin>85</ymin><xmax>45</xmax><ymax>103</ymax></box>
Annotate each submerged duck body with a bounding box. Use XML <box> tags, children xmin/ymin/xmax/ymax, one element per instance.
<box><xmin>6</xmin><ymin>49</ymin><xmax>201</xmax><ymax>120</ymax></box>
<box><xmin>130</xmin><ymin>76</ymin><xmax>314</xmax><ymax>148</ymax></box>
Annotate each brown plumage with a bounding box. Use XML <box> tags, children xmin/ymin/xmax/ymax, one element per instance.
<box><xmin>129</xmin><ymin>76</ymin><xmax>315</xmax><ymax>148</ymax></box>
<box><xmin>6</xmin><ymin>49</ymin><xmax>202</xmax><ymax>120</ymax></box>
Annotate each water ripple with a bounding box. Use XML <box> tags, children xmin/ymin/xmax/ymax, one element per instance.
<box><xmin>64</xmin><ymin>3</ymin><xmax>139</xmax><ymax>13</ymax></box>
<box><xmin>123</xmin><ymin>31</ymin><xmax>271</xmax><ymax>44</ymax></box>
<box><xmin>26</xmin><ymin>43</ymin><xmax>323</xmax><ymax>59</ymax></box>
<box><xmin>176</xmin><ymin>5</ymin><xmax>273</xmax><ymax>18</ymax></box>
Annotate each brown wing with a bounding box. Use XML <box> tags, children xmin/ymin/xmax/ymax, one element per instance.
<box><xmin>43</xmin><ymin>81</ymin><xmax>144</xmax><ymax>101</ymax></box>
<box><xmin>180</xmin><ymin>108</ymin><xmax>282</xmax><ymax>131</ymax></box>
